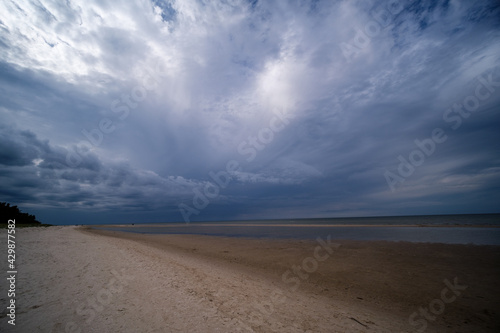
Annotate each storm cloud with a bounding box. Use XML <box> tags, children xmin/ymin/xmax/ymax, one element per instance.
<box><xmin>1</xmin><ymin>0</ymin><xmax>499</xmax><ymax>224</ymax></box>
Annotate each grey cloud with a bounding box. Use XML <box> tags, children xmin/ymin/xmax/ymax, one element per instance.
<box><xmin>0</xmin><ymin>125</ymin><xmax>202</xmax><ymax>216</ymax></box>
<box><xmin>0</xmin><ymin>0</ymin><xmax>499</xmax><ymax>223</ymax></box>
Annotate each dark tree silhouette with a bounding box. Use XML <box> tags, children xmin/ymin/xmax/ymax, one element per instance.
<box><xmin>0</xmin><ymin>202</ymin><xmax>43</xmax><ymax>225</ymax></box>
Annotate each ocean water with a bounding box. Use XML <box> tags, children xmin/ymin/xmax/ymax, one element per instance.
<box><xmin>94</xmin><ymin>214</ymin><xmax>500</xmax><ymax>245</ymax></box>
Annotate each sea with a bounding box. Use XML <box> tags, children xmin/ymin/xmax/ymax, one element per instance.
<box><xmin>94</xmin><ymin>214</ymin><xmax>500</xmax><ymax>245</ymax></box>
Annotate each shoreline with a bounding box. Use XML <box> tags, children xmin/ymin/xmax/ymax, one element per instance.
<box><xmin>88</xmin><ymin>227</ymin><xmax>500</xmax><ymax>332</ymax></box>
<box><xmin>90</xmin><ymin>224</ymin><xmax>500</xmax><ymax>246</ymax></box>
<box><xmin>92</xmin><ymin>223</ymin><xmax>500</xmax><ymax>228</ymax></box>
<box><xmin>1</xmin><ymin>226</ymin><xmax>498</xmax><ymax>332</ymax></box>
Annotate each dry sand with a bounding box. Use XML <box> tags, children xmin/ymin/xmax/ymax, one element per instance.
<box><xmin>0</xmin><ymin>226</ymin><xmax>499</xmax><ymax>332</ymax></box>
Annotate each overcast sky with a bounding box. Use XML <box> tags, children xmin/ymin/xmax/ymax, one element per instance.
<box><xmin>1</xmin><ymin>0</ymin><xmax>499</xmax><ymax>224</ymax></box>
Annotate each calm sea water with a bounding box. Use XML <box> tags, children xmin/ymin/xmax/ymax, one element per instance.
<box><xmin>95</xmin><ymin>214</ymin><xmax>500</xmax><ymax>245</ymax></box>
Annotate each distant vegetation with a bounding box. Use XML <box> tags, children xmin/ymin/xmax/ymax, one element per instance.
<box><xmin>0</xmin><ymin>202</ymin><xmax>51</xmax><ymax>227</ymax></box>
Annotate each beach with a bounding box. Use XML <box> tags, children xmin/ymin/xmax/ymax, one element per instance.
<box><xmin>1</xmin><ymin>226</ymin><xmax>499</xmax><ymax>332</ymax></box>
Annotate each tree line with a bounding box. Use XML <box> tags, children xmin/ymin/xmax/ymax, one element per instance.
<box><xmin>1</xmin><ymin>202</ymin><xmax>48</xmax><ymax>225</ymax></box>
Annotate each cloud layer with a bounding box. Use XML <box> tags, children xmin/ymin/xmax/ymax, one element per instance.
<box><xmin>1</xmin><ymin>0</ymin><xmax>499</xmax><ymax>224</ymax></box>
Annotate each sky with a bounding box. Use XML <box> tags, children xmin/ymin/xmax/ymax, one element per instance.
<box><xmin>0</xmin><ymin>0</ymin><xmax>499</xmax><ymax>225</ymax></box>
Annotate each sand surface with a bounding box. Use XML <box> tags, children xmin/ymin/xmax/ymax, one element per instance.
<box><xmin>1</xmin><ymin>226</ymin><xmax>499</xmax><ymax>332</ymax></box>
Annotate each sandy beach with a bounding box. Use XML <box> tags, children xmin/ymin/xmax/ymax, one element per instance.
<box><xmin>1</xmin><ymin>226</ymin><xmax>499</xmax><ymax>332</ymax></box>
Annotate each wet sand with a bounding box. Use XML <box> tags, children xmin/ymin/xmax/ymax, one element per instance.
<box><xmin>1</xmin><ymin>226</ymin><xmax>499</xmax><ymax>332</ymax></box>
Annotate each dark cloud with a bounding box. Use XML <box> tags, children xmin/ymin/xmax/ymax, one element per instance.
<box><xmin>0</xmin><ymin>126</ymin><xmax>201</xmax><ymax>220</ymax></box>
<box><xmin>0</xmin><ymin>0</ymin><xmax>499</xmax><ymax>224</ymax></box>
